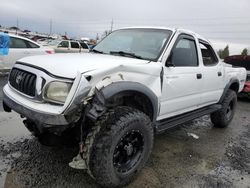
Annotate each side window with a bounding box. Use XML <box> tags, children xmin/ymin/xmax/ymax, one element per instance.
<box><xmin>71</xmin><ymin>42</ymin><xmax>80</xmax><ymax>49</ymax></box>
<box><xmin>26</xmin><ymin>41</ymin><xmax>40</xmax><ymax>48</ymax></box>
<box><xmin>80</xmin><ymin>42</ymin><xmax>89</xmax><ymax>49</ymax></box>
<box><xmin>58</xmin><ymin>41</ymin><xmax>69</xmax><ymax>48</ymax></box>
<box><xmin>199</xmin><ymin>42</ymin><xmax>218</xmax><ymax>66</ymax></box>
<box><xmin>168</xmin><ymin>36</ymin><xmax>198</xmax><ymax>67</ymax></box>
<box><xmin>9</xmin><ymin>37</ymin><xmax>28</xmax><ymax>48</ymax></box>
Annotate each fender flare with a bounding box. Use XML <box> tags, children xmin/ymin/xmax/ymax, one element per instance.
<box><xmin>219</xmin><ymin>78</ymin><xmax>239</xmax><ymax>103</ymax></box>
<box><xmin>87</xmin><ymin>81</ymin><xmax>159</xmax><ymax>122</ymax></box>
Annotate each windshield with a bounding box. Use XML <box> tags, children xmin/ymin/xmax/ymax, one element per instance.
<box><xmin>93</xmin><ymin>29</ymin><xmax>172</xmax><ymax>61</ymax></box>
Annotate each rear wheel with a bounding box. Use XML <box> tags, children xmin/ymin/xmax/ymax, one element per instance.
<box><xmin>87</xmin><ymin>106</ymin><xmax>153</xmax><ymax>187</ymax></box>
<box><xmin>211</xmin><ymin>89</ymin><xmax>237</xmax><ymax>128</ymax></box>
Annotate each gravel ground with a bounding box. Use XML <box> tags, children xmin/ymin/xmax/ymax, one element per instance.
<box><xmin>0</xmin><ymin>76</ymin><xmax>250</xmax><ymax>188</ymax></box>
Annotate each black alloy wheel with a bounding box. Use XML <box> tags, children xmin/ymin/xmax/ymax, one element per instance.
<box><xmin>113</xmin><ymin>130</ymin><xmax>144</xmax><ymax>174</ymax></box>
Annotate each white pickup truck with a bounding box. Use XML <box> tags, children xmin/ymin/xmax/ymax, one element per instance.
<box><xmin>3</xmin><ymin>27</ymin><xmax>246</xmax><ymax>187</ymax></box>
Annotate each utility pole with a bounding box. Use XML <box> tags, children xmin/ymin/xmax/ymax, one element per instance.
<box><xmin>16</xmin><ymin>18</ymin><xmax>19</xmax><ymax>35</ymax></box>
<box><xmin>110</xmin><ymin>18</ymin><xmax>113</xmax><ymax>32</ymax></box>
<box><xmin>96</xmin><ymin>33</ymin><xmax>99</xmax><ymax>41</ymax></box>
<box><xmin>49</xmin><ymin>19</ymin><xmax>52</xmax><ymax>36</ymax></box>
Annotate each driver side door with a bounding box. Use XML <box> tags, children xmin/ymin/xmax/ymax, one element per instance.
<box><xmin>158</xmin><ymin>34</ymin><xmax>203</xmax><ymax>120</ymax></box>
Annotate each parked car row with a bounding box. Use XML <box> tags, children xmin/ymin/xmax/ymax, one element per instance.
<box><xmin>0</xmin><ymin>33</ymin><xmax>55</xmax><ymax>71</ymax></box>
<box><xmin>0</xmin><ymin>33</ymin><xmax>94</xmax><ymax>72</ymax></box>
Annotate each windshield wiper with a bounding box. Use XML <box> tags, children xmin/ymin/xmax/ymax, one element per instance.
<box><xmin>109</xmin><ymin>51</ymin><xmax>143</xmax><ymax>59</ymax></box>
<box><xmin>92</xmin><ymin>49</ymin><xmax>104</xmax><ymax>54</ymax></box>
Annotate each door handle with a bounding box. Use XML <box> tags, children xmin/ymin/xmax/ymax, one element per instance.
<box><xmin>218</xmin><ymin>72</ymin><xmax>222</xmax><ymax>76</ymax></box>
<box><xmin>197</xmin><ymin>73</ymin><xmax>202</xmax><ymax>79</ymax></box>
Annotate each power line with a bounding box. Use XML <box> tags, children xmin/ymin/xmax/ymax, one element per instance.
<box><xmin>16</xmin><ymin>17</ymin><xmax>19</xmax><ymax>34</ymax></box>
<box><xmin>49</xmin><ymin>19</ymin><xmax>52</xmax><ymax>36</ymax></box>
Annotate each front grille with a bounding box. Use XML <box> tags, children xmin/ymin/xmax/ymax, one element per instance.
<box><xmin>9</xmin><ymin>68</ymin><xmax>37</xmax><ymax>97</ymax></box>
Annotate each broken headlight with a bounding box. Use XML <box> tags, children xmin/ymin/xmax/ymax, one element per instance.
<box><xmin>44</xmin><ymin>81</ymin><xmax>72</xmax><ymax>104</ymax></box>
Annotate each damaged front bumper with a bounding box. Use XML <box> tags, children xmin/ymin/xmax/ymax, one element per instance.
<box><xmin>3</xmin><ymin>72</ymin><xmax>92</xmax><ymax>130</ymax></box>
<box><xmin>3</xmin><ymin>90</ymin><xmax>69</xmax><ymax>125</ymax></box>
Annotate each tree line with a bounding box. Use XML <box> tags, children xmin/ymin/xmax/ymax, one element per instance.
<box><xmin>217</xmin><ymin>45</ymin><xmax>248</xmax><ymax>59</ymax></box>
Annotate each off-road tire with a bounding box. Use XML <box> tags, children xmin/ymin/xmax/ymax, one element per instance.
<box><xmin>211</xmin><ymin>89</ymin><xmax>237</xmax><ymax>128</ymax></box>
<box><xmin>87</xmin><ymin>106</ymin><xmax>153</xmax><ymax>187</ymax></box>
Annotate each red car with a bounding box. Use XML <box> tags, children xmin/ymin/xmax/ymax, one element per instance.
<box><xmin>224</xmin><ymin>55</ymin><xmax>250</xmax><ymax>98</ymax></box>
<box><xmin>242</xmin><ymin>81</ymin><xmax>250</xmax><ymax>93</ymax></box>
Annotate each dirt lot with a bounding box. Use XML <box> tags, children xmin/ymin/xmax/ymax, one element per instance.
<box><xmin>0</xmin><ymin>76</ymin><xmax>250</xmax><ymax>188</ymax></box>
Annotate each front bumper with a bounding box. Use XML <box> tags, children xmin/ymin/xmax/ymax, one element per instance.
<box><xmin>3</xmin><ymin>69</ymin><xmax>91</xmax><ymax>127</ymax></box>
<box><xmin>3</xmin><ymin>91</ymin><xmax>69</xmax><ymax>126</ymax></box>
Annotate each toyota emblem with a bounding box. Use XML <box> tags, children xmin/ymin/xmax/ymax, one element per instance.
<box><xmin>16</xmin><ymin>75</ymin><xmax>23</xmax><ymax>84</ymax></box>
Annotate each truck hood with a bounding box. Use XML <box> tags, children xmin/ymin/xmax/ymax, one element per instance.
<box><xmin>17</xmin><ymin>53</ymin><xmax>150</xmax><ymax>79</ymax></box>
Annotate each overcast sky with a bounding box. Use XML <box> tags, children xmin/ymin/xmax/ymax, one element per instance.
<box><xmin>0</xmin><ymin>0</ymin><xmax>250</xmax><ymax>54</ymax></box>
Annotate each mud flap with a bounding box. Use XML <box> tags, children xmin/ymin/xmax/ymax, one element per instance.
<box><xmin>69</xmin><ymin>153</ymin><xmax>87</xmax><ymax>170</ymax></box>
<box><xmin>69</xmin><ymin>105</ymin><xmax>90</xmax><ymax>170</ymax></box>
<box><xmin>69</xmin><ymin>141</ymin><xmax>88</xmax><ymax>170</ymax></box>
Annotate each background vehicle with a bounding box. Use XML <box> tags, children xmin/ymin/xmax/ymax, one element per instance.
<box><xmin>224</xmin><ymin>55</ymin><xmax>250</xmax><ymax>98</ymax></box>
<box><xmin>3</xmin><ymin>27</ymin><xmax>246</xmax><ymax>187</ymax></box>
<box><xmin>0</xmin><ymin>34</ymin><xmax>54</xmax><ymax>71</ymax></box>
<box><xmin>79</xmin><ymin>42</ymin><xmax>90</xmax><ymax>52</ymax></box>
<box><xmin>87</xmin><ymin>43</ymin><xmax>96</xmax><ymax>50</ymax></box>
<box><xmin>48</xmin><ymin>40</ymin><xmax>89</xmax><ymax>53</ymax></box>
<box><xmin>36</xmin><ymin>38</ymin><xmax>57</xmax><ymax>46</ymax></box>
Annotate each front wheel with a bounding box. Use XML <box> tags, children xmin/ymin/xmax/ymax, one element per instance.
<box><xmin>88</xmin><ymin>106</ymin><xmax>154</xmax><ymax>187</ymax></box>
<box><xmin>211</xmin><ymin>89</ymin><xmax>237</xmax><ymax>128</ymax></box>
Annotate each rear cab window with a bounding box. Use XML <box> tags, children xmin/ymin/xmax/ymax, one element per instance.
<box><xmin>199</xmin><ymin>40</ymin><xmax>218</xmax><ymax>66</ymax></box>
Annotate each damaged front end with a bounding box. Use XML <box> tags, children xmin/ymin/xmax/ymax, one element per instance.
<box><xmin>3</xmin><ymin>64</ymin><xmax>93</xmax><ymax>136</ymax></box>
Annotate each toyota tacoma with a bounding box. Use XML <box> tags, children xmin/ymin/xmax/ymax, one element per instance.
<box><xmin>2</xmin><ymin>27</ymin><xmax>247</xmax><ymax>187</ymax></box>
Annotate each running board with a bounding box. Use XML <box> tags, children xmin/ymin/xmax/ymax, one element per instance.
<box><xmin>155</xmin><ymin>104</ymin><xmax>222</xmax><ymax>134</ymax></box>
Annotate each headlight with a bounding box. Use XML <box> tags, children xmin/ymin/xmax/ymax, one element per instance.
<box><xmin>44</xmin><ymin>81</ymin><xmax>72</xmax><ymax>104</ymax></box>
